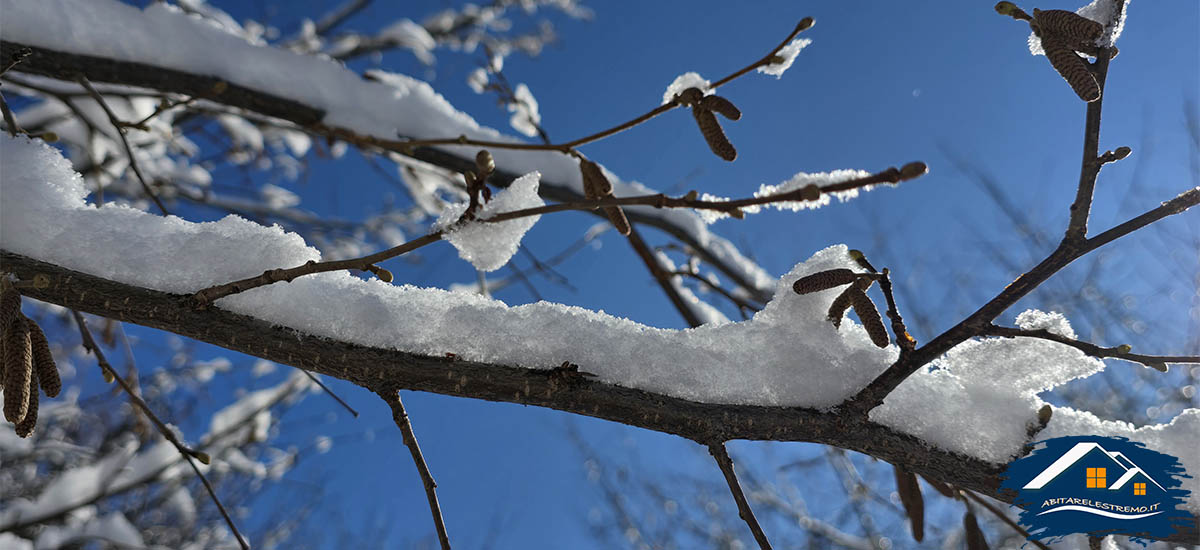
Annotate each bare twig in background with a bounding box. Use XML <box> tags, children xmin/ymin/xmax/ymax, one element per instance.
<box><xmin>398</xmin><ymin>17</ymin><xmax>815</xmax><ymax>154</ymax></box>
<box><xmin>0</xmin><ymin>91</ymin><xmax>19</xmax><ymax>137</ymax></box>
<box><xmin>75</xmin><ymin>75</ymin><xmax>170</xmax><ymax>215</ymax></box>
<box><xmin>708</xmin><ymin>443</ymin><xmax>773</xmax><ymax>550</ymax></box>
<box><xmin>963</xmin><ymin>490</ymin><xmax>1051</xmax><ymax>550</ymax></box>
<box><xmin>71</xmin><ymin>310</ymin><xmax>249</xmax><ymax>550</ymax></box>
<box><xmin>375</xmin><ymin>387</ymin><xmax>451</xmax><ymax>550</ymax></box>
<box><xmin>626</xmin><ymin>225</ymin><xmax>704</xmax><ymax>328</ymax></box>
<box><xmin>300</xmin><ymin>369</ymin><xmax>360</xmax><ymax>417</ymax></box>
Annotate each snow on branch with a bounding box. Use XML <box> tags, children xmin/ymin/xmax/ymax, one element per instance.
<box><xmin>0</xmin><ymin>0</ymin><xmax>781</xmax><ymax>302</ymax></box>
<box><xmin>2</xmin><ymin>136</ymin><xmax>1198</xmax><ymax>526</ymax></box>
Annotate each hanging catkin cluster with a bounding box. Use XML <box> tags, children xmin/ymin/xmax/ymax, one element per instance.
<box><xmin>579</xmin><ymin>158</ymin><xmax>632</xmax><ymax>235</ymax></box>
<box><xmin>995</xmin><ymin>2</ymin><xmax>1107</xmax><ymax>102</ymax></box>
<box><xmin>2</xmin><ymin>286</ymin><xmax>61</xmax><ymax>438</ymax></box>
<box><xmin>674</xmin><ymin>87</ymin><xmax>741</xmax><ymax>161</ymax></box>
<box><xmin>792</xmin><ymin>266</ymin><xmax>890</xmax><ymax>348</ymax></box>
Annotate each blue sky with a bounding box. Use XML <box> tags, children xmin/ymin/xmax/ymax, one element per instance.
<box><xmin>102</xmin><ymin>1</ymin><xmax>1200</xmax><ymax>547</ymax></box>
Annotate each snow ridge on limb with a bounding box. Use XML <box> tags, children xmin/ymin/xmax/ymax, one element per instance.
<box><xmin>3</xmin><ymin>137</ymin><xmax>1198</xmax><ymax>526</ymax></box>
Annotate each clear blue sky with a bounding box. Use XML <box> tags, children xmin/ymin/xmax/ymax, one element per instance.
<box><xmin>112</xmin><ymin>1</ymin><xmax>1199</xmax><ymax>547</ymax></box>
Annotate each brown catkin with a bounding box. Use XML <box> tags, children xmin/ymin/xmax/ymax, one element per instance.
<box><xmin>893</xmin><ymin>466</ymin><xmax>925</xmax><ymax>542</ymax></box>
<box><xmin>1041</xmin><ymin>33</ymin><xmax>1100</xmax><ymax>102</ymax></box>
<box><xmin>28</xmin><ymin>321</ymin><xmax>60</xmax><ymax>398</ymax></box>
<box><xmin>675</xmin><ymin>87</ymin><xmax>704</xmax><ymax>107</ymax></box>
<box><xmin>603</xmin><ymin>206</ymin><xmax>632</xmax><ymax>236</ymax></box>
<box><xmin>579</xmin><ymin>159</ymin><xmax>612</xmax><ymax>198</ymax></box>
<box><xmin>827</xmin><ymin>287</ymin><xmax>856</xmax><ymax>328</ymax></box>
<box><xmin>4</xmin><ymin>316</ymin><xmax>33</xmax><ymax>423</ymax></box>
<box><xmin>700</xmin><ymin>95</ymin><xmax>742</xmax><ymax>120</ymax></box>
<box><xmin>0</xmin><ymin>288</ymin><xmax>21</xmax><ymax>331</ymax></box>
<box><xmin>1033</xmin><ymin>9</ymin><xmax>1102</xmax><ymax>41</ymax></box>
<box><xmin>963</xmin><ymin>510</ymin><xmax>990</xmax><ymax>550</ymax></box>
<box><xmin>793</xmin><ymin>268</ymin><xmax>857</xmax><ymax>295</ymax></box>
<box><xmin>14</xmin><ymin>368</ymin><xmax>38</xmax><ymax>438</ymax></box>
<box><xmin>692</xmin><ymin>108</ymin><xmax>736</xmax><ymax>161</ymax></box>
<box><xmin>579</xmin><ymin>159</ymin><xmax>630</xmax><ymax>235</ymax></box>
<box><xmin>849</xmin><ymin>290</ymin><xmax>890</xmax><ymax>348</ymax></box>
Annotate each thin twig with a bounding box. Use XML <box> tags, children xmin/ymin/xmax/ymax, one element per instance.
<box><xmin>71</xmin><ymin>310</ymin><xmax>249</xmax><ymax>550</ymax></box>
<box><xmin>982</xmin><ymin>324</ymin><xmax>1196</xmax><ymax>370</ymax></box>
<box><xmin>75</xmin><ymin>75</ymin><xmax>170</xmax><ymax>215</ymax></box>
<box><xmin>375</xmin><ymin>387</ymin><xmax>451</xmax><ymax>550</ymax></box>
<box><xmin>625</xmin><ymin>225</ymin><xmax>704</xmax><ymax>328</ymax></box>
<box><xmin>0</xmin><ymin>47</ymin><xmax>32</xmax><ymax>77</ymax></box>
<box><xmin>672</xmin><ymin>269</ymin><xmax>761</xmax><ymax>318</ymax></box>
<box><xmin>192</xmin><ymin>166</ymin><xmax>922</xmax><ymax>305</ymax></box>
<box><xmin>312</xmin><ymin>0</ymin><xmax>371</xmax><ymax>36</ymax></box>
<box><xmin>299</xmin><ymin>369</ymin><xmax>359</xmax><ymax>417</ymax></box>
<box><xmin>708</xmin><ymin>443</ymin><xmax>772</xmax><ymax>550</ymax></box>
<box><xmin>123</xmin><ymin>95</ymin><xmax>198</xmax><ymax>130</ymax></box>
<box><xmin>395</xmin><ymin>18</ymin><xmax>815</xmax><ymax>153</ymax></box>
<box><xmin>0</xmin><ymin>90</ymin><xmax>18</xmax><ymax>137</ymax></box>
<box><xmin>1064</xmin><ymin>2</ymin><xmax>1125</xmax><ymax>243</ymax></box>
<box><xmin>962</xmin><ymin>490</ymin><xmax>1051</xmax><ymax>550</ymax></box>
<box><xmin>878</xmin><ymin>268</ymin><xmax>915</xmax><ymax>353</ymax></box>
<box><xmin>191</xmin><ymin>232</ymin><xmax>441</xmax><ymax>305</ymax></box>
<box><xmin>116</xmin><ymin>322</ymin><xmax>151</xmax><ymax>437</ymax></box>
<box><xmin>482</xmin><ymin>164</ymin><xmax>925</xmax><ymax>223</ymax></box>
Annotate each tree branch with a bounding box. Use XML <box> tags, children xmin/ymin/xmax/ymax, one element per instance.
<box><xmin>74</xmin><ymin>75</ymin><xmax>169</xmax><ymax>215</ymax></box>
<box><xmin>191</xmin><ymin>167</ymin><xmax>919</xmax><ymax>305</ymax></box>
<box><xmin>981</xmin><ymin>324</ymin><xmax>1197</xmax><ymax>371</ymax></box>
<box><xmin>71</xmin><ymin>310</ymin><xmax>248</xmax><ymax>550</ymax></box>
<box><xmin>709</xmin><ymin>443</ymin><xmax>772</xmax><ymax>550</ymax></box>
<box><xmin>0</xmin><ymin>40</ymin><xmax>777</xmax><ymax>305</ymax></box>
<box><xmin>851</xmin><ymin>173</ymin><xmax>1199</xmax><ymax>412</ymax></box>
<box><xmin>5</xmin><ymin>251</ymin><xmax>1195</xmax><ymax>544</ymax></box>
<box><xmin>1064</xmin><ymin>52</ymin><xmax>1112</xmax><ymax>243</ymax></box>
<box><xmin>375</xmin><ymin>387</ymin><xmax>451</xmax><ymax>550</ymax></box>
<box><xmin>624</xmin><ymin>224</ymin><xmax>705</xmax><ymax>328</ymax></box>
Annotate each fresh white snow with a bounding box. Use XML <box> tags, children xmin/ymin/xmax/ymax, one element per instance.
<box><xmin>435</xmin><ymin>171</ymin><xmax>545</xmax><ymax>272</ymax></box>
<box><xmin>661</xmin><ymin>72</ymin><xmax>711</xmax><ymax>105</ymax></box>
<box><xmin>2</xmin><ymin>135</ymin><xmax>1196</xmax><ymax>515</ymax></box>
<box><xmin>0</xmin><ymin>0</ymin><xmax>778</xmax><ymax>299</ymax></box>
<box><xmin>757</xmin><ymin>37</ymin><xmax>811</xmax><ymax>77</ymax></box>
<box><xmin>698</xmin><ymin>169</ymin><xmax>877</xmax><ymax>224</ymax></box>
<box><xmin>0</xmin><ymin>0</ymin><xmax>1194</xmax><ymax>517</ymax></box>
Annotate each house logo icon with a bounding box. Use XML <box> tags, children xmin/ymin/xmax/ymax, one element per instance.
<box><xmin>1001</xmin><ymin>436</ymin><xmax>1193</xmax><ymax>543</ymax></box>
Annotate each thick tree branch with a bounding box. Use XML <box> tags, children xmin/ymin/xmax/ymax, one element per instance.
<box><xmin>3</xmin><ymin>251</ymin><xmax>1196</xmax><ymax>544</ymax></box>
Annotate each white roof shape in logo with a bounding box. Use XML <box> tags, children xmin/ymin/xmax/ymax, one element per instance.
<box><xmin>1109</xmin><ymin>465</ymin><xmax>1166</xmax><ymax>492</ymax></box>
<box><xmin>1022</xmin><ymin>441</ymin><xmax>1162</xmax><ymax>491</ymax></box>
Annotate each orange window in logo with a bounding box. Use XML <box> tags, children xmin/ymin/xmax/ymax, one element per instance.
<box><xmin>1086</xmin><ymin>467</ymin><xmax>1106</xmax><ymax>488</ymax></box>
<box><xmin>1134</xmin><ymin>483</ymin><xmax>1146</xmax><ymax>495</ymax></box>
